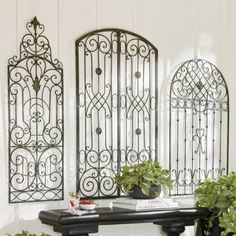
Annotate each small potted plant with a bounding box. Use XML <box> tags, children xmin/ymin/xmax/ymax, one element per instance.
<box><xmin>6</xmin><ymin>231</ymin><xmax>50</xmax><ymax>236</ymax></box>
<box><xmin>195</xmin><ymin>172</ymin><xmax>236</xmax><ymax>236</ymax></box>
<box><xmin>114</xmin><ymin>159</ymin><xmax>172</xmax><ymax>199</ymax></box>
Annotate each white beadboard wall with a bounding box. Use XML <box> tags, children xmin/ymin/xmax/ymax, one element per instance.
<box><xmin>1</xmin><ymin>0</ymin><xmax>236</xmax><ymax>235</ymax></box>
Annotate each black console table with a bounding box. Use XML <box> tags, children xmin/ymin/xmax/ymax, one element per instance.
<box><xmin>39</xmin><ymin>206</ymin><xmax>210</xmax><ymax>236</ymax></box>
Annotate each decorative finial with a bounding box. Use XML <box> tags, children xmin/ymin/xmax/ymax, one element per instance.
<box><xmin>31</xmin><ymin>17</ymin><xmax>40</xmax><ymax>30</ymax></box>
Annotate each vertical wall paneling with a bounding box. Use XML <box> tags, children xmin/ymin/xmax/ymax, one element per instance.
<box><xmin>0</xmin><ymin>0</ymin><xmax>236</xmax><ymax>235</ymax></box>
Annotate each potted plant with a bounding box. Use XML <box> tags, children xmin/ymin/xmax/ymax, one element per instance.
<box><xmin>7</xmin><ymin>231</ymin><xmax>50</xmax><ymax>236</ymax></box>
<box><xmin>114</xmin><ymin>159</ymin><xmax>172</xmax><ymax>199</ymax></box>
<box><xmin>195</xmin><ymin>172</ymin><xmax>236</xmax><ymax>236</ymax></box>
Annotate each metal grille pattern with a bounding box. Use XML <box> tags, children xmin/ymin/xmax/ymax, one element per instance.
<box><xmin>169</xmin><ymin>59</ymin><xmax>229</xmax><ymax>195</ymax></box>
<box><xmin>8</xmin><ymin>17</ymin><xmax>64</xmax><ymax>203</ymax></box>
<box><xmin>76</xmin><ymin>29</ymin><xmax>158</xmax><ymax>198</ymax></box>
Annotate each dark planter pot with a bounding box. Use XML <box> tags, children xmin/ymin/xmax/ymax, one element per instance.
<box><xmin>129</xmin><ymin>185</ymin><xmax>161</xmax><ymax>199</ymax></box>
<box><xmin>196</xmin><ymin>217</ymin><xmax>234</xmax><ymax>236</ymax></box>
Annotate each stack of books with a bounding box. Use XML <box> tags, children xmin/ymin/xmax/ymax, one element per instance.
<box><xmin>112</xmin><ymin>197</ymin><xmax>178</xmax><ymax>210</ymax></box>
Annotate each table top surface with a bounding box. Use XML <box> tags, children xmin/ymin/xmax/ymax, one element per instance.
<box><xmin>39</xmin><ymin>206</ymin><xmax>211</xmax><ymax>226</ymax></box>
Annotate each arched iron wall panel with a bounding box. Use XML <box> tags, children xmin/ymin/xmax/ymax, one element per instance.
<box><xmin>8</xmin><ymin>17</ymin><xmax>64</xmax><ymax>203</ymax></box>
<box><xmin>76</xmin><ymin>29</ymin><xmax>158</xmax><ymax>198</ymax></box>
<box><xmin>169</xmin><ymin>59</ymin><xmax>229</xmax><ymax>195</ymax></box>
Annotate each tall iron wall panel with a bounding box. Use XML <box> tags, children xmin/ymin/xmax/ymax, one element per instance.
<box><xmin>169</xmin><ymin>59</ymin><xmax>229</xmax><ymax>195</ymax></box>
<box><xmin>8</xmin><ymin>17</ymin><xmax>64</xmax><ymax>203</ymax></box>
<box><xmin>76</xmin><ymin>29</ymin><xmax>158</xmax><ymax>198</ymax></box>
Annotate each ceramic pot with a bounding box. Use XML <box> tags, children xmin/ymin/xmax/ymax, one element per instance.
<box><xmin>129</xmin><ymin>185</ymin><xmax>161</xmax><ymax>199</ymax></box>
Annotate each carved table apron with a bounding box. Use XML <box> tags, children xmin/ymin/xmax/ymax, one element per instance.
<box><xmin>39</xmin><ymin>207</ymin><xmax>210</xmax><ymax>236</ymax></box>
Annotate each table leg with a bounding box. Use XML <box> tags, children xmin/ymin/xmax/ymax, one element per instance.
<box><xmin>162</xmin><ymin>225</ymin><xmax>185</xmax><ymax>236</ymax></box>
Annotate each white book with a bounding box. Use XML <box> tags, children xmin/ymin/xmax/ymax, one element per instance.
<box><xmin>115</xmin><ymin>197</ymin><xmax>177</xmax><ymax>206</ymax></box>
<box><xmin>112</xmin><ymin>201</ymin><xmax>178</xmax><ymax>211</ymax></box>
<box><xmin>112</xmin><ymin>198</ymin><xmax>178</xmax><ymax>210</ymax></box>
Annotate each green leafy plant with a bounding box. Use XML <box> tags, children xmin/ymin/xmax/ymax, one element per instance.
<box><xmin>195</xmin><ymin>172</ymin><xmax>236</xmax><ymax>236</ymax></box>
<box><xmin>114</xmin><ymin>159</ymin><xmax>172</xmax><ymax>197</ymax></box>
<box><xmin>6</xmin><ymin>231</ymin><xmax>50</xmax><ymax>236</ymax></box>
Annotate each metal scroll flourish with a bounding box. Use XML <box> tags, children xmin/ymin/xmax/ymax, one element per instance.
<box><xmin>76</xmin><ymin>29</ymin><xmax>158</xmax><ymax>198</ymax></box>
<box><xmin>169</xmin><ymin>59</ymin><xmax>229</xmax><ymax>195</ymax></box>
<box><xmin>8</xmin><ymin>17</ymin><xmax>64</xmax><ymax>203</ymax></box>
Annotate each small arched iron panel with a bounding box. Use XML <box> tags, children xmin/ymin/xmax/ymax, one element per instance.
<box><xmin>76</xmin><ymin>29</ymin><xmax>158</xmax><ymax>198</ymax></box>
<box><xmin>8</xmin><ymin>17</ymin><xmax>64</xmax><ymax>203</ymax></box>
<box><xmin>169</xmin><ymin>59</ymin><xmax>229</xmax><ymax>195</ymax></box>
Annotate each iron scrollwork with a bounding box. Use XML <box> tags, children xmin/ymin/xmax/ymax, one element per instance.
<box><xmin>8</xmin><ymin>17</ymin><xmax>64</xmax><ymax>203</ymax></box>
<box><xmin>169</xmin><ymin>59</ymin><xmax>229</xmax><ymax>195</ymax></box>
<box><xmin>76</xmin><ymin>29</ymin><xmax>158</xmax><ymax>198</ymax></box>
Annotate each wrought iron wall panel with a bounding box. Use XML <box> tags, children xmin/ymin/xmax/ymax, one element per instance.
<box><xmin>76</xmin><ymin>29</ymin><xmax>158</xmax><ymax>198</ymax></box>
<box><xmin>169</xmin><ymin>59</ymin><xmax>229</xmax><ymax>195</ymax></box>
<box><xmin>8</xmin><ymin>17</ymin><xmax>64</xmax><ymax>203</ymax></box>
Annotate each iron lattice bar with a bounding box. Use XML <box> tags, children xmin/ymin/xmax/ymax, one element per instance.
<box><xmin>8</xmin><ymin>17</ymin><xmax>64</xmax><ymax>203</ymax></box>
<box><xmin>76</xmin><ymin>29</ymin><xmax>158</xmax><ymax>198</ymax></box>
<box><xmin>169</xmin><ymin>59</ymin><xmax>229</xmax><ymax>195</ymax></box>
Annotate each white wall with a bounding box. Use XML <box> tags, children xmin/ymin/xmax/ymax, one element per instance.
<box><xmin>1</xmin><ymin>0</ymin><xmax>236</xmax><ymax>235</ymax></box>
